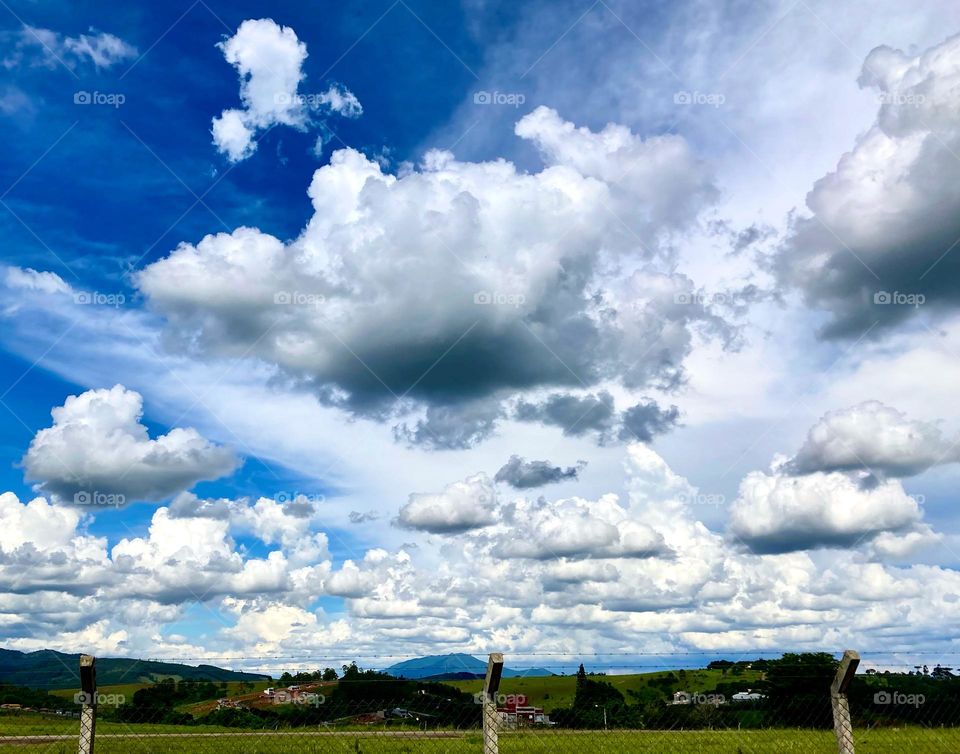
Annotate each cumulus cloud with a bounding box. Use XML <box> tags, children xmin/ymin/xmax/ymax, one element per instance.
<box><xmin>210</xmin><ymin>19</ymin><xmax>361</xmax><ymax>162</ymax></box>
<box><xmin>494</xmin><ymin>455</ymin><xmax>584</xmax><ymax>488</ymax></box>
<box><xmin>491</xmin><ymin>494</ymin><xmax>668</xmax><ymax>560</ymax></box>
<box><xmin>729</xmin><ymin>468</ymin><xmax>923</xmax><ymax>554</ymax></box>
<box><xmin>396</xmin><ymin>473</ymin><xmax>497</xmax><ymax>533</ymax></box>
<box><xmin>789</xmin><ymin>401</ymin><xmax>959</xmax><ymax>478</ymax></box>
<box><xmin>0</xmin><ymin>490</ymin><xmax>323</xmax><ymax>617</ymax></box>
<box><xmin>3</xmin><ymin>25</ymin><xmax>137</xmax><ymax>70</ymax></box>
<box><xmin>22</xmin><ymin>385</ymin><xmax>239</xmax><ymax>503</ymax></box>
<box><xmin>140</xmin><ymin>107</ymin><xmax>721</xmax><ymax>447</ymax></box>
<box><xmin>2</xmin><ymin>437</ymin><xmax>958</xmax><ymax>659</ymax></box>
<box><xmin>168</xmin><ymin>492</ymin><xmax>329</xmax><ymax>567</ymax></box>
<box><xmin>776</xmin><ymin>32</ymin><xmax>960</xmax><ymax>337</ymax></box>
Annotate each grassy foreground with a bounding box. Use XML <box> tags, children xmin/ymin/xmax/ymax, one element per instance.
<box><xmin>0</xmin><ymin>725</ymin><xmax>958</xmax><ymax>753</ymax></box>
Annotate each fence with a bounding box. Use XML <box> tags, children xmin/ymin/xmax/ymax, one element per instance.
<box><xmin>3</xmin><ymin>650</ymin><xmax>960</xmax><ymax>753</ymax></box>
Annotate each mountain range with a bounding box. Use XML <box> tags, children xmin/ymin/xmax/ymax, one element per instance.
<box><xmin>384</xmin><ymin>653</ymin><xmax>554</xmax><ymax>680</ymax></box>
<box><xmin>0</xmin><ymin>648</ymin><xmax>269</xmax><ymax>690</ymax></box>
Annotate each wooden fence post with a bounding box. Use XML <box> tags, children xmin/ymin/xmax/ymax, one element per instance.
<box><xmin>77</xmin><ymin>654</ymin><xmax>97</xmax><ymax>754</ymax></box>
<box><xmin>831</xmin><ymin>649</ymin><xmax>859</xmax><ymax>754</ymax></box>
<box><xmin>482</xmin><ymin>653</ymin><xmax>504</xmax><ymax>754</ymax></box>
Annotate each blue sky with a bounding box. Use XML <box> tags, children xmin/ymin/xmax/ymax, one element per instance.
<box><xmin>3</xmin><ymin>0</ymin><xmax>960</xmax><ymax>672</ymax></box>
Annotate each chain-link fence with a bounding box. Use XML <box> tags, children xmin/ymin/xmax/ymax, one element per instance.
<box><xmin>3</xmin><ymin>651</ymin><xmax>960</xmax><ymax>753</ymax></box>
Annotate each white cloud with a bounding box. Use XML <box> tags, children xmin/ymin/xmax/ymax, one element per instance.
<box><xmin>790</xmin><ymin>401</ymin><xmax>959</xmax><ymax>477</ymax></box>
<box><xmin>210</xmin><ymin>108</ymin><xmax>257</xmax><ymax>162</ymax></box>
<box><xmin>488</xmin><ymin>493</ymin><xmax>666</xmax><ymax>560</ymax></box>
<box><xmin>142</xmin><ymin>108</ymin><xmax>721</xmax><ymax>448</ymax></box>
<box><xmin>60</xmin><ymin>28</ymin><xmax>137</xmax><ymax>68</ymax></box>
<box><xmin>0</xmin><ymin>437</ymin><xmax>958</xmax><ymax>660</ymax></box>
<box><xmin>317</xmin><ymin>84</ymin><xmax>362</xmax><ymax>118</ymax></box>
<box><xmin>22</xmin><ymin>385</ymin><xmax>239</xmax><ymax>503</ymax></box>
<box><xmin>5</xmin><ymin>25</ymin><xmax>137</xmax><ymax>70</ymax></box>
<box><xmin>0</xmin><ymin>491</ymin><xmax>84</xmax><ymax>552</ymax></box>
<box><xmin>3</xmin><ymin>267</ymin><xmax>70</xmax><ymax>295</ymax></box>
<box><xmin>210</xmin><ymin>19</ymin><xmax>362</xmax><ymax>162</ymax></box>
<box><xmin>396</xmin><ymin>473</ymin><xmax>496</xmax><ymax>533</ymax></box>
<box><xmin>729</xmin><ymin>467</ymin><xmax>923</xmax><ymax>554</ymax></box>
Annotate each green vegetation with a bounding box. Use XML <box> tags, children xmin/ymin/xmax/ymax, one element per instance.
<box><xmin>278</xmin><ymin>667</ymin><xmax>340</xmax><ymax>685</ymax></box>
<box><xmin>0</xmin><ymin>722</ymin><xmax>959</xmax><ymax>753</ymax></box>
<box><xmin>442</xmin><ymin>665</ymin><xmax>764</xmax><ymax>711</ymax></box>
<box><xmin>0</xmin><ymin>685</ymin><xmax>74</xmax><ymax>712</ymax></box>
<box><xmin>0</xmin><ymin>648</ymin><xmax>268</xmax><ymax>690</ymax></box>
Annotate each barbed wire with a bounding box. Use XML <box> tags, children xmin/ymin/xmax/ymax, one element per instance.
<box><xmin>93</xmin><ymin>649</ymin><xmax>960</xmax><ymax>663</ymax></box>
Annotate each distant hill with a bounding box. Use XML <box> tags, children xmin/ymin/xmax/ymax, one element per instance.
<box><xmin>0</xmin><ymin>648</ymin><xmax>270</xmax><ymax>690</ymax></box>
<box><xmin>384</xmin><ymin>653</ymin><xmax>553</xmax><ymax>680</ymax></box>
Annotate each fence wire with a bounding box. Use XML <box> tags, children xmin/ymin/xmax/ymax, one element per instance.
<box><xmin>2</xmin><ymin>658</ymin><xmax>960</xmax><ymax>753</ymax></box>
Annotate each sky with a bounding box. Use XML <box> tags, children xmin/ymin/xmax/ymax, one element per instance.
<box><xmin>3</xmin><ymin>0</ymin><xmax>960</xmax><ymax>675</ymax></box>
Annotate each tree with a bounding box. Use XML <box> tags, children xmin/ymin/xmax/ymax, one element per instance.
<box><xmin>322</xmin><ymin>667</ymin><xmax>339</xmax><ymax>682</ymax></box>
<box><xmin>762</xmin><ymin>653</ymin><xmax>836</xmax><ymax>727</ymax></box>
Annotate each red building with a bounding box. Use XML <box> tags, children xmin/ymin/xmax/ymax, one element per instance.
<box><xmin>496</xmin><ymin>695</ymin><xmax>551</xmax><ymax>727</ymax></box>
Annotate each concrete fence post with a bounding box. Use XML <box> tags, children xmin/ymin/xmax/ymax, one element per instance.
<box><xmin>831</xmin><ymin>649</ymin><xmax>859</xmax><ymax>754</ymax></box>
<box><xmin>77</xmin><ymin>654</ymin><xmax>97</xmax><ymax>754</ymax></box>
<box><xmin>482</xmin><ymin>653</ymin><xmax>504</xmax><ymax>754</ymax></box>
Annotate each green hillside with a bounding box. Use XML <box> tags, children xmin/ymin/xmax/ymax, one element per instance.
<box><xmin>0</xmin><ymin>649</ymin><xmax>270</xmax><ymax>690</ymax></box>
<box><xmin>442</xmin><ymin>667</ymin><xmax>764</xmax><ymax>711</ymax></box>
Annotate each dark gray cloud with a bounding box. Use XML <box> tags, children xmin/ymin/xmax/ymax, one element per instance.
<box><xmin>494</xmin><ymin>455</ymin><xmax>586</xmax><ymax>488</ymax></box>
<box><xmin>168</xmin><ymin>493</ymin><xmax>231</xmax><ymax>519</ymax></box>
<box><xmin>393</xmin><ymin>399</ymin><xmax>503</xmax><ymax>450</ymax></box>
<box><xmin>515</xmin><ymin>391</ymin><xmax>680</xmax><ymax>444</ymax></box>
<box><xmin>618</xmin><ymin>401</ymin><xmax>680</xmax><ymax>442</ymax></box>
<box><xmin>282</xmin><ymin>499</ymin><xmax>316</xmax><ymax>518</ymax></box>
<box><xmin>515</xmin><ymin>391</ymin><xmax>616</xmax><ymax>438</ymax></box>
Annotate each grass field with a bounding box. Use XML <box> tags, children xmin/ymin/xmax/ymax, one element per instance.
<box><xmin>46</xmin><ymin>679</ymin><xmax>275</xmax><ymax>709</ymax></box>
<box><xmin>0</xmin><ymin>725</ymin><xmax>958</xmax><ymax>753</ymax></box>
<box><xmin>442</xmin><ymin>669</ymin><xmax>763</xmax><ymax>711</ymax></box>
